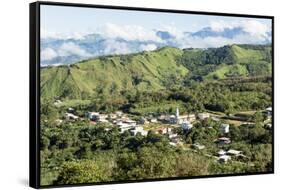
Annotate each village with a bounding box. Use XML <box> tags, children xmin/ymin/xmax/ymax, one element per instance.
<box><xmin>57</xmin><ymin>102</ymin><xmax>272</xmax><ymax>164</ymax></box>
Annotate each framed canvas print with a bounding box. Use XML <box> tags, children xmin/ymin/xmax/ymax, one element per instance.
<box><xmin>29</xmin><ymin>1</ymin><xmax>274</xmax><ymax>188</ymax></box>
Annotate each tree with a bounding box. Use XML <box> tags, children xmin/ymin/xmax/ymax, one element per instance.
<box><xmin>55</xmin><ymin>160</ymin><xmax>110</xmax><ymax>184</ymax></box>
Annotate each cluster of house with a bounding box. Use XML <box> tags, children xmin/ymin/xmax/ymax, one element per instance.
<box><xmin>65</xmin><ymin>108</ymin><xmax>79</xmax><ymax>120</ymax></box>
<box><xmin>63</xmin><ymin>106</ymin><xmax>244</xmax><ymax>163</ymax></box>
<box><xmin>217</xmin><ymin>149</ymin><xmax>246</xmax><ymax>163</ymax></box>
<box><xmin>85</xmin><ymin>107</ymin><xmax>205</xmax><ymax>133</ymax></box>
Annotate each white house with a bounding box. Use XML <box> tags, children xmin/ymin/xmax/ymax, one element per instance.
<box><xmin>181</xmin><ymin>120</ymin><xmax>193</xmax><ymax>130</ymax></box>
<box><xmin>198</xmin><ymin>113</ymin><xmax>210</xmax><ymax>120</ymax></box>
<box><xmin>192</xmin><ymin>143</ymin><xmax>205</xmax><ymax>150</ymax></box>
<box><xmin>169</xmin><ymin>142</ymin><xmax>178</xmax><ymax>146</ymax></box>
<box><xmin>67</xmin><ymin>107</ymin><xmax>75</xmax><ymax>113</ymax></box>
<box><xmin>266</xmin><ymin>107</ymin><xmax>272</xmax><ymax>117</ymax></box>
<box><xmin>218</xmin><ymin>149</ymin><xmax>226</xmax><ymax>156</ymax></box>
<box><xmin>218</xmin><ymin>155</ymin><xmax>231</xmax><ymax>163</ymax></box>
<box><xmin>172</xmin><ymin>107</ymin><xmax>194</xmax><ymax>124</ymax></box>
<box><xmin>109</xmin><ymin>113</ymin><xmax>117</xmax><ymax>119</ymax></box>
<box><xmin>188</xmin><ymin>114</ymin><xmax>196</xmax><ymax>122</ymax></box>
<box><xmin>169</xmin><ymin>115</ymin><xmax>177</xmax><ymax>124</ymax></box>
<box><xmin>168</xmin><ymin>133</ymin><xmax>178</xmax><ymax>139</ymax></box>
<box><xmin>115</xmin><ymin>111</ymin><xmax>123</xmax><ymax>117</ymax></box>
<box><xmin>54</xmin><ymin>99</ymin><xmax>62</xmax><ymax>106</ymax></box>
<box><xmin>150</xmin><ymin>118</ymin><xmax>158</xmax><ymax>123</ymax></box>
<box><xmin>220</xmin><ymin>124</ymin><xmax>230</xmax><ymax>134</ymax></box>
<box><xmin>55</xmin><ymin>119</ymin><xmax>63</xmax><ymax>125</ymax></box>
<box><xmin>87</xmin><ymin>112</ymin><xmax>100</xmax><ymax>121</ymax></box>
<box><xmin>65</xmin><ymin>113</ymin><xmax>79</xmax><ymax>120</ymax></box>
<box><xmin>158</xmin><ymin>114</ymin><xmax>171</xmax><ymax>123</ymax></box>
<box><xmin>227</xmin><ymin>149</ymin><xmax>241</xmax><ymax>156</ymax></box>
<box><xmin>117</xmin><ymin>118</ymin><xmax>137</xmax><ymax>133</ymax></box>
<box><xmin>139</xmin><ymin>117</ymin><xmax>149</xmax><ymax>125</ymax></box>
<box><xmin>119</xmin><ymin>126</ymin><xmax>132</xmax><ymax>133</ymax></box>
<box><xmin>130</xmin><ymin>126</ymin><xmax>148</xmax><ymax>136</ymax></box>
<box><xmin>216</xmin><ymin>137</ymin><xmax>231</xmax><ymax>145</ymax></box>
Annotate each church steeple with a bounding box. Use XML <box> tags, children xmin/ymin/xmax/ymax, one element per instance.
<box><xmin>176</xmin><ymin>107</ymin><xmax>179</xmax><ymax>119</ymax></box>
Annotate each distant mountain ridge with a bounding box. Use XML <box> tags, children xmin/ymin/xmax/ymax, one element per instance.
<box><xmin>41</xmin><ymin>44</ymin><xmax>272</xmax><ymax>99</ymax></box>
<box><xmin>41</xmin><ymin>26</ymin><xmax>271</xmax><ymax>66</ymax></box>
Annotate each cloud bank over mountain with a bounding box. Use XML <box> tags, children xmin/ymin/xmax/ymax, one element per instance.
<box><xmin>41</xmin><ymin>20</ymin><xmax>271</xmax><ymax>66</ymax></box>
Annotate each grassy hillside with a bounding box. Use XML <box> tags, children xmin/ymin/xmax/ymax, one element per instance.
<box><xmin>180</xmin><ymin>44</ymin><xmax>272</xmax><ymax>80</ymax></box>
<box><xmin>41</xmin><ymin>47</ymin><xmax>188</xmax><ymax>99</ymax></box>
<box><xmin>41</xmin><ymin>44</ymin><xmax>272</xmax><ymax>99</ymax></box>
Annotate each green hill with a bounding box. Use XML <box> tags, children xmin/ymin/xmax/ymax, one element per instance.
<box><xmin>180</xmin><ymin>44</ymin><xmax>272</xmax><ymax>80</ymax></box>
<box><xmin>41</xmin><ymin>44</ymin><xmax>272</xmax><ymax>99</ymax></box>
<box><xmin>41</xmin><ymin>47</ymin><xmax>188</xmax><ymax>99</ymax></box>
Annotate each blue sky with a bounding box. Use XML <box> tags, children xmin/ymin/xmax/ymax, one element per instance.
<box><xmin>40</xmin><ymin>5</ymin><xmax>272</xmax><ymax>65</ymax></box>
<box><xmin>41</xmin><ymin>4</ymin><xmax>271</xmax><ymax>36</ymax></box>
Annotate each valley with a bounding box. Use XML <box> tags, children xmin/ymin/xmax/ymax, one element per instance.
<box><xmin>40</xmin><ymin>44</ymin><xmax>273</xmax><ymax>186</ymax></box>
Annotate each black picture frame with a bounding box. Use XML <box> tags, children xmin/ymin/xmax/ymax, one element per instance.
<box><xmin>30</xmin><ymin>1</ymin><xmax>274</xmax><ymax>189</ymax></box>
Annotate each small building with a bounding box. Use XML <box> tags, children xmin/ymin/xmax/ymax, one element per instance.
<box><xmin>67</xmin><ymin>107</ymin><xmax>75</xmax><ymax>113</ymax></box>
<box><xmin>169</xmin><ymin>115</ymin><xmax>177</xmax><ymax>124</ymax></box>
<box><xmin>65</xmin><ymin>113</ymin><xmax>79</xmax><ymax>120</ymax></box>
<box><xmin>54</xmin><ymin>99</ymin><xmax>62</xmax><ymax>106</ymax></box>
<box><xmin>157</xmin><ymin>114</ymin><xmax>166</xmax><ymax>121</ymax></box>
<box><xmin>157</xmin><ymin>127</ymin><xmax>170</xmax><ymax>134</ymax></box>
<box><xmin>177</xmin><ymin>116</ymin><xmax>189</xmax><ymax>124</ymax></box>
<box><xmin>198</xmin><ymin>113</ymin><xmax>210</xmax><ymax>120</ymax></box>
<box><xmin>109</xmin><ymin>113</ymin><xmax>117</xmax><ymax>119</ymax></box>
<box><xmin>171</xmin><ymin>137</ymin><xmax>181</xmax><ymax>144</ymax></box>
<box><xmin>227</xmin><ymin>149</ymin><xmax>242</xmax><ymax>156</ymax></box>
<box><xmin>97</xmin><ymin>114</ymin><xmax>108</xmax><ymax>121</ymax></box>
<box><xmin>139</xmin><ymin>117</ymin><xmax>149</xmax><ymax>125</ymax></box>
<box><xmin>119</xmin><ymin>125</ymin><xmax>132</xmax><ymax>133</ymax></box>
<box><xmin>117</xmin><ymin>118</ymin><xmax>137</xmax><ymax>133</ymax></box>
<box><xmin>158</xmin><ymin>115</ymin><xmax>171</xmax><ymax>123</ymax></box>
<box><xmin>211</xmin><ymin>117</ymin><xmax>220</xmax><ymax>122</ymax></box>
<box><xmin>168</xmin><ymin>133</ymin><xmax>178</xmax><ymax>139</ymax></box>
<box><xmin>266</xmin><ymin>123</ymin><xmax>272</xmax><ymax>129</ymax></box>
<box><xmin>130</xmin><ymin>126</ymin><xmax>148</xmax><ymax>136</ymax></box>
<box><xmin>266</xmin><ymin>107</ymin><xmax>272</xmax><ymax>117</ymax></box>
<box><xmin>218</xmin><ymin>155</ymin><xmax>231</xmax><ymax>163</ymax></box>
<box><xmin>216</xmin><ymin>137</ymin><xmax>231</xmax><ymax>145</ymax></box>
<box><xmin>149</xmin><ymin>118</ymin><xmax>158</xmax><ymax>123</ymax></box>
<box><xmin>188</xmin><ymin>114</ymin><xmax>196</xmax><ymax>122</ymax></box>
<box><xmin>220</xmin><ymin>124</ymin><xmax>230</xmax><ymax>134</ymax></box>
<box><xmin>98</xmin><ymin>118</ymin><xmax>109</xmax><ymax>123</ymax></box>
<box><xmin>218</xmin><ymin>149</ymin><xmax>226</xmax><ymax>156</ymax></box>
<box><xmin>169</xmin><ymin>142</ymin><xmax>177</xmax><ymax>146</ymax></box>
<box><xmin>55</xmin><ymin>119</ymin><xmax>63</xmax><ymax>125</ymax></box>
<box><xmin>115</xmin><ymin>111</ymin><xmax>123</xmax><ymax>117</ymax></box>
<box><xmin>192</xmin><ymin>143</ymin><xmax>205</xmax><ymax>150</ymax></box>
<box><xmin>87</xmin><ymin>112</ymin><xmax>100</xmax><ymax>121</ymax></box>
<box><xmin>181</xmin><ymin>120</ymin><xmax>193</xmax><ymax>130</ymax></box>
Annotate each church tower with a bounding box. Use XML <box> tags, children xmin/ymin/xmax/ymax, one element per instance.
<box><xmin>176</xmin><ymin>107</ymin><xmax>179</xmax><ymax>119</ymax></box>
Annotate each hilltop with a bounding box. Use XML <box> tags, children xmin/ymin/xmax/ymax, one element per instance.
<box><xmin>41</xmin><ymin>44</ymin><xmax>272</xmax><ymax>99</ymax></box>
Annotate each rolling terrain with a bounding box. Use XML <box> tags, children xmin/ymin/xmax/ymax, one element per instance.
<box><xmin>41</xmin><ymin>44</ymin><xmax>272</xmax><ymax>99</ymax></box>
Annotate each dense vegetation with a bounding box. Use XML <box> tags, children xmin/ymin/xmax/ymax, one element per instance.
<box><xmin>40</xmin><ymin>118</ymin><xmax>272</xmax><ymax>185</ymax></box>
<box><xmin>40</xmin><ymin>44</ymin><xmax>272</xmax><ymax>186</ymax></box>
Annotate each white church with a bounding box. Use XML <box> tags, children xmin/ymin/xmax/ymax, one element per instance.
<box><xmin>170</xmin><ymin>107</ymin><xmax>193</xmax><ymax>130</ymax></box>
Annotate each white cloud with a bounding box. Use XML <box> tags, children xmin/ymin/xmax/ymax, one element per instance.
<box><xmin>103</xmin><ymin>39</ymin><xmax>132</xmax><ymax>55</ymax></box>
<box><xmin>41</xmin><ymin>19</ymin><xmax>271</xmax><ymax>65</ymax></box>
<box><xmin>210</xmin><ymin>20</ymin><xmax>236</xmax><ymax>32</ymax></box>
<box><xmin>41</xmin><ymin>28</ymin><xmax>86</xmax><ymax>40</ymax></box>
<box><xmin>140</xmin><ymin>44</ymin><xmax>157</xmax><ymax>51</ymax></box>
<box><xmin>241</xmin><ymin>20</ymin><xmax>270</xmax><ymax>40</ymax></box>
<box><xmin>57</xmin><ymin>42</ymin><xmax>91</xmax><ymax>57</ymax></box>
<box><xmin>209</xmin><ymin>20</ymin><xmax>270</xmax><ymax>40</ymax></box>
<box><xmin>158</xmin><ymin>24</ymin><xmax>184</xmax><ymax>39</ymax></box>
<box><xmin>41</xmin><ymin>48</ymin><xmax>58</xmax><ymax>61</ymax></box>
<box><xmin>96</xmin><ymin>23</ymin><xmax>163</xmax><ymax>42</ymax></box>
